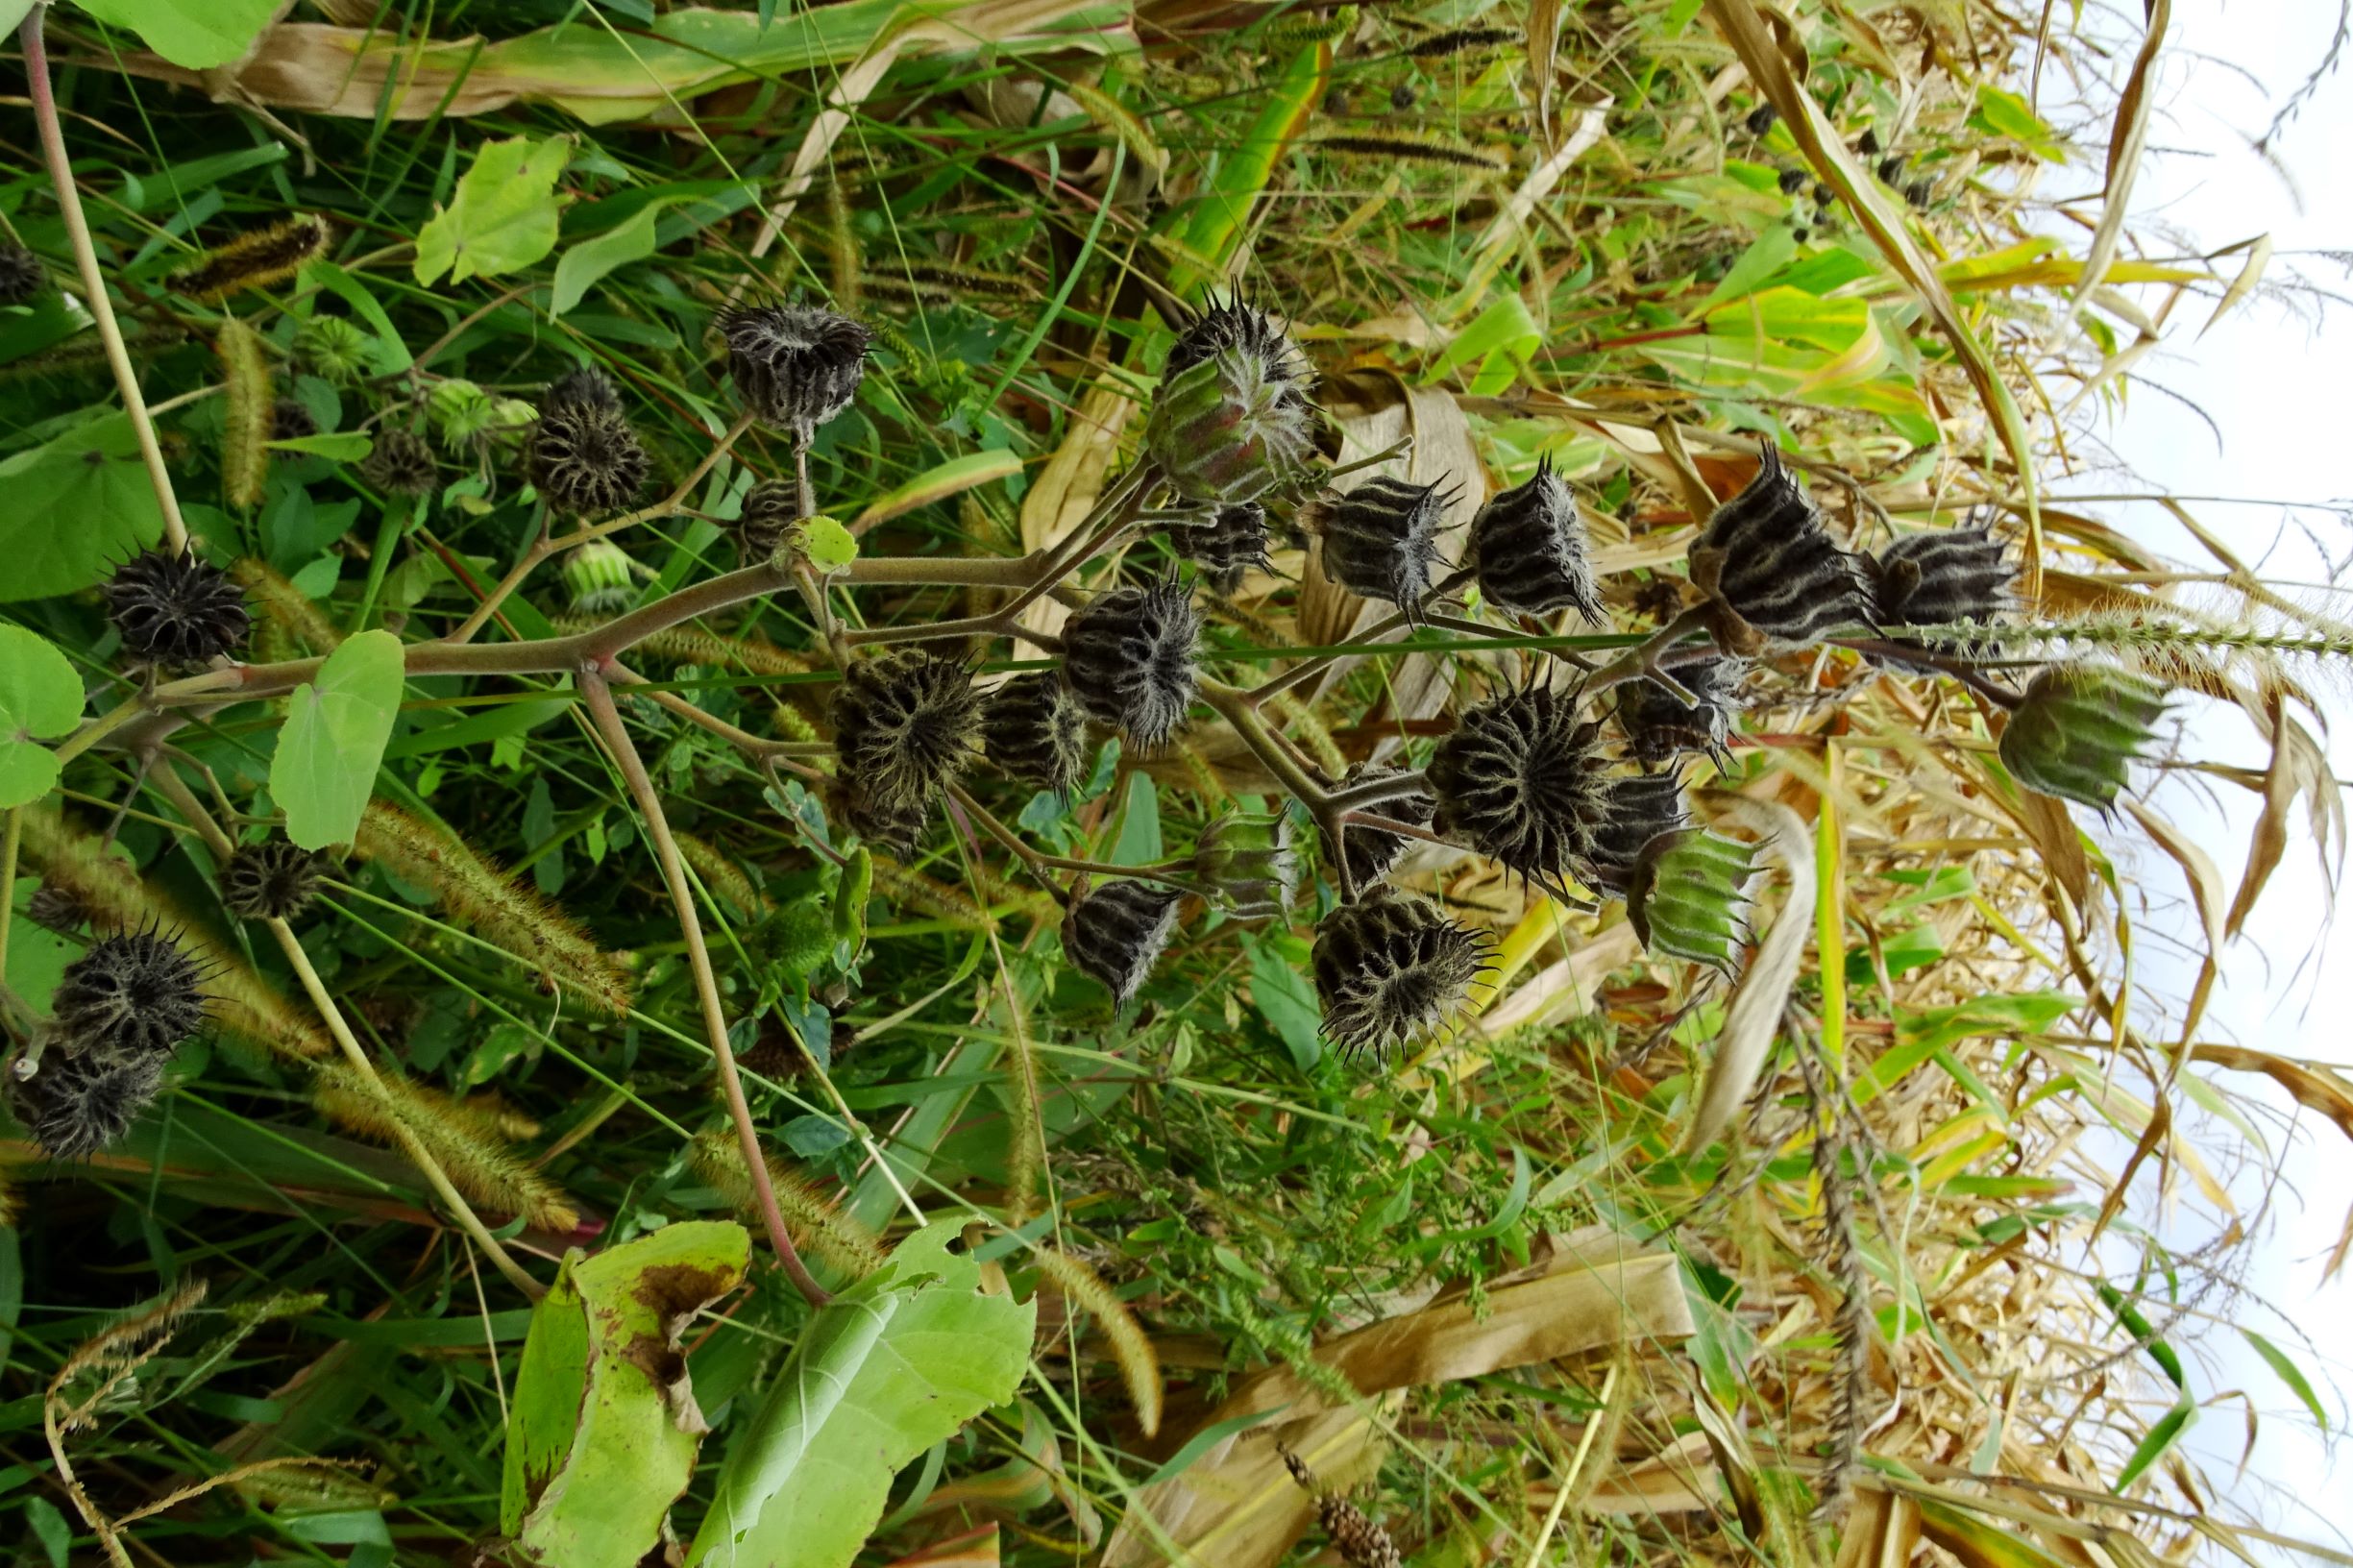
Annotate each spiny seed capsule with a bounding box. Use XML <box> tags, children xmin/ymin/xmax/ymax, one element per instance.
<box><xmin>1062</xmin><ymin>579</ymin><xmax>1201</xmax><ymax>749</ymax></box>
<box><xmin>1146</xmin><ymin>349</ymin><xmax>1319</xmax><ymax>506</ymax></box>
<box><xmin>103</xmin><ymin>549</ymin><xmax>250</xmax><ymax>667</ymax></box>
<box><xmin>1876</xmin><ymin>154</ymin><xmax>1905</xmax><ymax>184</ymax></box>
<box><xmin>1167</xmin><ymin>502</ymin><xmax>1275</xmax><ymax>594</ymax></box>
<box><xmin>734</xmin><ymin>478</ymin><xmax>801</xmax><ymax>558</ymax></box>
<box><xmin>25</xmin><ymin>882</ymin><xmax>90</xmax><ymax>934</ymax></box>
<box><xmin>1312</xmin><ymin>892</ymin><xmax>1490</xmax><ymax>1059</ymax></box>
<box><xmin>269</xmin><ymin>398</ymin><xmax>317</xmax><ymax>443</ymax></box>
<box><xmin>1284</xmin><ymin>1453</ymin><xmax>1404</xmax><ymax>1568</ymax></box>
<box><xmin>12</xmin><ymin>1049</ymin><xmax>164</xmax><ymax>1160</ymax></box>
<box><xmin>562</xmin><ymin>539</ymin><xmax>638</xmax><ymax>613</ymax></box>
<box><xmin>51</xmin><ymin>930</ymin><xmax>208</xmax><ymax>1062</ymax></box>
<box><xmin>1063</xmin><ymin>878</ymin><xmax>1183</xmax><ymax>1006</ymax></box>
<box><xmin>1904</xmin><ymin>178</ymin><xmax>1935</xmax><ymax>208</ymax></box>
<box><xmin>528</xmin><ymin>371</ymin><xmax>649</xmax><ymax>517</ymax></box>
<box><xmin>1164</xmin><ymin>295</ymin><xmax>1310</xmax><ymax>391</ymax></box>
<box><xmin>1618</xmin><ymin>659</ymin><xmax>1745</xmax><ymax>768</ymax></box>
<box><xmin>1745</xmin><ymin>103</ymin><xmax>1778</xmax><ymax>135</ymax></box>
<box><xmin>1777</xmin><ymin>168</ymin><xmax>1808</xmax><ymax>194</ymax></box>
<box><xmin>0</xmin><ymin>241</ymin><xmax>46</xmax><ymax>306</ymax></box>
<box><xmin>1195</xmin><ymin>812</ymin><xmax>1297</xmax><ymax>919</ymax></box>
<box><xmin>1871</xmin><ymin>527</ymin><xmax>2013</xmax><ymax>639</ymax></box>
<box><xmin>1579</xmin><ymin>772</ymin><xmax>1693</xmax><ymax>893</ymax></box>
<box><xmin>1428</xmin><ymin>684</ymin><xmax>1606</xmax><ymax>887</ymax></box>
<box><xmin>1857</xmin><ymin>128</ymin><xmax>1882</xmax><ymax>156</ymax></box>
<box><xmin>1999</xmin><ymin>664</ymin><xmax>2169</xmax><ymax>812</ymax></box>
<box><xmin>221</xmin><ymin>839</ymin><xmax>328</xmax><ymax>921</ymax></box>
<box><xmin>1318</xmin><ymin>475</ymin><xmax>1455</xmax><ymax>613</ymax></box>
<box><xmin>362</xmin><ymin>428</ymin><xmax>439</xmax><ymax>498</ymax></box>
<box><xmin>1468</xmin><ymin>458</ymin><xmax>1604</xmax><ymax>621</ymax></box>
<box><xmin>979</xmin><ymin>672</ymin><xmax>1091</xmax><ymax>797</ymax></box>
<box><xmin>294</xmin><ymin>316</ymin><xmax>369</xmax><ymax>384</ymax></box>
<box><xmin>718</xmin><ymin>304</ymin><xmax>871</xmax><ymax>435</ymax></box>
<box><xmin>1696</xmin><ymin>446</ymin><xmax>1869</xmax><ymax>644</ymax></box>
<box><xmin>829</xmin><ymin>650</ymin><xmax>983</xmax><ymax>846</ymax></box>
<box><xmin>1333</xmin><ymin>761</ymin><xmax>1435</xmax><ymax>892</ymax></box>
<box><xmin>1814</xmin><ymin>181</ymin><xmax>1836</xmax><ymax>207</ymax></box>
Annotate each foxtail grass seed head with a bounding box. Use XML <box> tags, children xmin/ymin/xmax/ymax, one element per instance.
<box><xmin>1318</xmin><ymin>475</ymin><xmax>1454</xmax><ymax>612</ymax></box>
<box><xmin>25</xmin><ymin>882</ymin><xmax>90</xmax><ymax>935</ymax></box>
<box><xmin>1146</xmin><ymin>349</ymin><xmax>1318</xmax><ymax>506</ymax></box>
<box><xmin>12</xmin><ymin>1049</ymin><xmax>164</xmax><ymax>1160</ymax></box>
<box><xmin>1580</xmin><ymin>772</ymin><xmax>1693</xmax><ymax>892</ymax></box>
<box><xmin>562</xmin><ymin>539</ymin><xmax>638</xmax><ymax>614</ymax></box>
<box><xmin>734</xmin><ymin>478</ymin><xmax>801</xmax><ymax>558</ymax></box>
<box><xmin>1629</xmin><ymin>828</ymin><xmax>1757</xmax><ymax>972</ymax></box>
<box><xmin>221</xmin><ymin>840</ymin><xmax>328</xmax><ymax>921</ymax></box>
<box><xmin>171</xmin><ymin>214</ymin><xmax>330</xmax><ymax>302</ymax></box>
<box><xmin>1468</xmin><ymin>458</ymin><xmax>1604</xmax><ymax>620</ymax></box>
<box><xmin>2000</xmin><ymin>664</ymin><xmax>2169</xmax><ymax>812</ymax></box>
<box><xmin>1063</xmin><ymin>878</ymin><xmax>1183</xmax><ymax>1006</ymax></box>
<box><xmin>294</xmin><ymin>316</ymin><xmax>369</xmax><ymax>384</ymax></box>
<box><xmin>980</xmin><ymin>672</ymin><xmax>1092</xmax><ymax>797</ymax></box>
<box><xmin>1168</xmin><ymin>501</ymin><xmax>1274</xmax><ymax>593</ymax></box>
<box><xmin>1618</xmin><ymin>659</ymin><xmax>1744</xmax><ymax>767</ymax></box>
<box><xmin>1195</xmin><ymin>812</ymin><xmax>1297</xmax><ymax>918</ymax></box>
<box><xmin>1870</xmin><ymin>527</ymin><xmax>2013</xmax><ymax>635</ymax></box>
<box><xmin>1429</xmin><ymin>684</ymin><xmax>1606</xmax><ymax>886</ymax></box>
<box><xmin>362</xmin><ymin>429</ymin><xmax>439</xmax><ymax>498</ymax></box>
<box><xmin>269</xmin><ymin>398</ymin><xmax>316</xmax><ymax>443</ymax></box>
<box><xmin>528</xmin><ymin>381</ymin><xmax>648</xmax><ymax>518</ymax></box>
<box><xmin>1697</xmin><ymin>446</ymin><xmax>1869</xmax><ymax>643</ymax></box>
<box><xmin>0</xmin><ymin>242</ymin><xmax>46</xmax><ymax>306</ymax></box>
<box><xmin>1312</xmin><ymin>892</ymin><xmax>1489</xmax><ymax>1059</ymax></box>
<box><xmin>1334</xmin><ymin>761</ymin><xmax>1435</xmax><ymax>891</ymax></box>
<box><xmin>1062</xmin><ymin>580</ymin><xmax>1201</xmax><ymax>749</ymax></box>
<box><xmin>829</xmin><ymin>650</ymin><xmax>983</xmax><ymax>847</ymax></box>
<box><xmin>52</xmin><ymin>930</ymin><xmax>208</xmax><ymax>1062</ymax></box>
<box><xmin>719</xmin><ymin>304</ymin><xmax>871</xmax><ymax>434</ymax></box>
<box><xmin>103</xmin><ymin>549</ymin><xmax>250</xmax><ymax>667</ymax></box>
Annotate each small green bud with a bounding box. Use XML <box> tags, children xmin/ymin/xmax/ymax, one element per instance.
<box><xmin>1195</xmin><ymin>811</ymin><xmax>1297</xmax><ymax>919</ymax></box>
<box><xmin>1145</xmin><ymin>350</ymin><xmax>1317</xmax><ymax>506</ymax></box>
<box><xmin>429</xmin><ymin>379</ymin><xmax>495</xmax><ymax>451</ymax></box>
<box><xmin>293</xmin><ymin>316</ymin><xmax>370</xmax><ymax>384</ymax></box>
<box><xmin>1628</xmin><ymin>828</ymin><xmax>1756</xmax><ymax>973</ymax></box>
<box><xmin>561</xmin><ymin>539</ymin><xmax>637</xmax><ymax>614</ymax></box>
<box><xmin>1998</xmin><ymin>663</ymin><xmax>2168</xmax><ymax>812</ymax></box>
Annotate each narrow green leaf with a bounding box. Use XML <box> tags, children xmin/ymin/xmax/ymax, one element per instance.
<box><xmin>2241</xmin><ymin>1329</ymin><xmax>2328</xmax><ymax>1431</ymax></box>
<box><xmin>269</xmin><ymin>430</ymin><xmax>376</xmax><ymax>462</ymax></box>
<box><xmin>415</xmin><ymin>137</ymin><xmax>573</xmax><ymax>287</ymax></box>
<box><xmin>0</xmin><ymin>625</ymin><xmax>84</xmax><ymax>808</ymax></box>
<box><xmin>502</xmin><ymin>1222</ymin><xmax>752</xmax><ymax>1568</ymax></box>
<box><xmin>1248</xmin><ymin>938</ymin><xmax>1321</xmax><ymax>1070</ymax></box>
<box><xmin>551</xmin><ymin>201</ymin><xmax>667</xmax><ymax>317</ymax></box>
<box><xmin>272</xmin><ymin>629</ymin><xmax>404</xmax><ymax>849</ymax></box>
<box><xmin>685</xmin><ymin>1223</ymin><xmax>1036</xmax><ymax>1567</ymax></box>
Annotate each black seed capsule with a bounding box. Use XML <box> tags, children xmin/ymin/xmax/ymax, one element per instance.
<box><xmin>51</xmin><ymin>930</ymin><xmax>208</xmax><ymax>1063</ymax></box>
<box><xmin>102</xmin><ymin>549</ymin><xmax>250</xmax><ymax>666</ymax></box>
<box><xmin>1333</xmin><ymin>761</ymin><xmax>1435</xmax><ymax>892</ymax></box>
<box><xmin>1904</xmin><ymin>178</ymin><xmax>1934</xmax><ymax>209</ymax></box>
<box><xmin>1312</xmin><ymin>892</ymin><xmax>1490</xmax><ymax>1059</ymax></box>
<box><xmin>718</xmin><ymin>304</ymin><xmax>871</xmax><ymax>435</ymax></box>
<box><xmin>1469</xmin><ymin>458</ymin><xmax>1604</xmax><ymax>621</ymax></box>
<box><xmin>1318</xmin><ymin>475</ymin><xmax>1454</xmax><ymax>614</ymax></box>
<box><xmin>1579</xmin><ymin>772</ymin><xmax>1693</xmax><ymax>893</ymax></box>
<box><xmin>1165</xmin><ymin>295</ymin><xmax>1310</xmax><ymax>391</ymax></box>
<box><xmin>220</xmin><ymin>839</ymin><xmax>328</xmax><ymax>921</ymax></box>
<box><xmin>1063</xmin><ymin>879</ymin><xmax>1183</xmax><ymax>1006</ymax></box>
<box><xmin>1814</xmin><ymin>181</ymin><xmax>1836</xmax><ymax>207</ymax></box>
<box><xmin>1777</xmin><ymin>168</ymin><xmax>1808</xmax><ymax>194</ymax></box>
<box><xmin>528</xmin><ymin>370</ymin><xmax>648</xmax><ymax>517</ymax></box>
<box><xmin>1696</xmin><ymin>446</ymin><xmax>1870</xmax><ymax>644</ymax></box>
<box><xmin>12</xmin><ymin>1049</ymin><xmax>164</xmax><ymax>1160</ymax></box>
<box><xmin>269</xmin><ymin>398</ymin><xmax>317</xmax><ymax>443</ymax></box>
<box><xmin>362</xmin><ymin>428</ymin><xmax>439</xmax><ymax>498</ymax></box>
<box><xmin>1428</xmin><ymin>684</ymin><xmax>1607</xmax><ymax>887</ymax></box>
<box><xmin>1618</xmin><ymin>658</ymin><xmax>1745</xmax><ymax>768</ymax></box>
<box><xmin>0</xmin><ymin>242</ymin><xmax>46</xmax><ymax>306</ymax></box>
<box><xmin>1746</xmin><ymin>103</ymin><xmax>1779</xmax><ymax>135</ymax></box>
<box><xmin>1168</xmin><ymin>502</ymin><xmax>1275</xmax><ymax>594</ymax></box>
<box><xmin>828</xmin><ymin>650</ymin><xmax>982</xmax><ymax>849</ymax></box>
<box><xmin>980</xmin><ymin>672</ymin><xmax>1092</xmax><ymax>797</ymax></box>
<box><xmin>24</xmin><ymin>882</ymin><xmax>89</xmax><ymax>935</ymax></box>
<box><xmin>1875</xmin><ymin>154</ymin><xmax>1906</xmax><ymax>185</ymax></box>
<box><xmin>1792</xmin><ymin>228</ymin><xmax>1811</xmax><ymax>244</ymax></box>
<box><xmin>1871</xmin><ymin>527</ymin><xmax>2013</xmax><ymax>637</ymax></box>
<box><xmin>1857</xmin><ymin>128</ymin><xmax>1881</xmax><ymax>156</ymax></box>
<box><xmin>1062</xmin><ymin>580</ymin><xmax>1200</xmax><ymax>749</ymax></box>
<box><xmin>1390</xmin><ymin>83</ymin><xmax>1417</xmax><ymax>111</ymax></box>
<box><xmin>734</xmin><ymin>478</ymin><xmax>801</xmax><ymax>558</ymax></box>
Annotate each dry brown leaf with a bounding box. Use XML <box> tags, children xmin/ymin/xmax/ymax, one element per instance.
<box><xmin>2122</xmin><ymin>800</ymin><xmax>2222</xmax><ymax>1037</ymax></box>
<box><xmin>1681</xmin><ymin>798</ymin><xmax>1813</xmax><ymax>1154</ymax></box>
<box><xmin>1835</xmin><ymin>1487</ymin><xmax>1924</xmax><ymax>1568</ymax></box>
<box><xmin>2071</xmin><ymin>0</ymin><xmax>2171</xmax><ymax>316</ymax></box>
<box><xmin>2225</xmin><ymin>700</ymin><xmax>2337</xmax><ymax>938</ymax></box>
<box><xmin>2191</xmin><ymin>1045</ymin><xmax>2353</xmax><ymax>1142</ymax></box>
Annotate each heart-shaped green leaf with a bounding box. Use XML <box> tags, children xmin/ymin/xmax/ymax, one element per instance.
<box><xmin>272</xmin><ymin>629</ymin><xmax>404</xmax><ymax>848</ymax></box>
<box><xmin>0</xmin><ymin>625</ymin><xmax>85</xmax><ymax>808</ymax></box>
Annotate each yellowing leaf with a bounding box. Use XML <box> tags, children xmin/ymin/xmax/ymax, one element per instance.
<box><xmin>415</xmin><ymin>137</ymin><xmax>572</xmax><ymax>287</ymax></box>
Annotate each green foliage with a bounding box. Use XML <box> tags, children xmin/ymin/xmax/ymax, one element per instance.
<box><xmin>414</xmin><ymin>137</ymin><xmax>573</xmax><ymax>287</ymax></box>
<box><xmin>686</xmin><ymin>1223</ymin><xmax>1035</xmax><ymax>1566</ymax></box>
<box><xmin>551</xmin><ymin>202</ymin><xmax>671</xmax><ymax>318</ymax></box>
<box><xmin>72</xmin><ymin>0</ymin><xmax>277</xmax><ymax>68</ymax></box>
<box><xmin>0</xmin><ymin>625</ymin><xmax>83</xmax><ymax>807</ymax></box>
<box><xmin>503</xmin><ymin>1222</ymin><xmax>752</xmax><ymax>1567</ymax></box>
<box><xmin>271</xmin><ymin>628</ymin><xmax>403</xmax><ymax>848</ymax></box>
<box><xmin>0</xmin><ymin>413</ymin><xmax>164</xmax><ymax>600</ymax></box>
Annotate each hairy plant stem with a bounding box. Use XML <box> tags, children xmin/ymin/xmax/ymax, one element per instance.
<box><xmin>1323</xmin><ymin>768</ymin><xmax>1431</xmax><ymax>815</ymax></box>
<box><xmin>576</xmin><ymin>666</ymin><xmax>832</xmax><ymax>1307</ymax></box>
<box><xmin>140</xmin><ymin>763</ymin><xmax>545</xmax><ymax>1297</ymax></box>
<box><xmin>1198</xmin><ymin>680</ymin><xmax>1368</xmax><ymax>897</ymax></box>
<box><xmin>1245</xmin><ymin>568</ymin><xmax>1477</xmax><ymax>706</ymax></box>
<box><xmin>21</xmin><ymin>7</ymin><xmax>187</xmax><ymax>556</ymax></box>
<box><xmin>946</xmin><ymin>785</ymin><xmax>1207</xmax><ymax>901</ymax></box>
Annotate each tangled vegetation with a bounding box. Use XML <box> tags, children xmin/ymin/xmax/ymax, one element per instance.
<box><xmin>0</xmin><ymin>0</ymin><xmax>2346</xmax><ymax>1564</ymax></box>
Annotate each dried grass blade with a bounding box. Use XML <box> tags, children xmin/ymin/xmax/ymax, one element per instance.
<box><xmin>1681</xmin><ymin>798</ymin><xmax>1813</xmax><ymax>1153</ymax></box>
